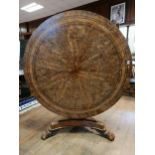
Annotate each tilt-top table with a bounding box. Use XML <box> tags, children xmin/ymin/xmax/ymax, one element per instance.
<box><xmin>24</xmin><ymin>10</ymin><xmax>131</xmax><ymax>141</ymax></box>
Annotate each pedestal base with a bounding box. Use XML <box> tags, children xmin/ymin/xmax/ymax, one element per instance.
<box><xmin>41</xmin><ymin>118</ymin><xmax>115</xmax><ymax>141</ymax></box>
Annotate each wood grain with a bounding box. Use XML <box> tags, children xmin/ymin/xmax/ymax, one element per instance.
<box><xmin>24</xmin><ymin>10</ymin><xmax>130</xmax><ymax>118</ymax></box>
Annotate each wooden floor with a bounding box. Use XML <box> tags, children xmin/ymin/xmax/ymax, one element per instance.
<box><xmin>20</xmin><ymin>96</ymin><xmax>135</xmax><ymax>155</ymax></box>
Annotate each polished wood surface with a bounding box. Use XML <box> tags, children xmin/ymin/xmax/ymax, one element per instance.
<box><xmin>41</xmin><ymin>118</ymin><xmax>115</xmax><ymax>141</ymax></box>
<box><xmin>24</xmin><ymin>10</ymin><xmax>130</xmax><ymax>118</ymax></box>
<box><xmin>20</xmin><ymin>96</ymin><xmax>135</xmax><ymax>155</ymax></box>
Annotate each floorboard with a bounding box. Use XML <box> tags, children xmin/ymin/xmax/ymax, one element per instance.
<box><xmin>20</xmin><ymin>96</ymin><xmax>135</xmax><ymax>155</ymax></box>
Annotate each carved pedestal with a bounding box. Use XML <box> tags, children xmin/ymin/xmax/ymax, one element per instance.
<box><xmin>41</xmin><ymin>118</ymin><xmax>115</xmax><ymax>141</ymax></box>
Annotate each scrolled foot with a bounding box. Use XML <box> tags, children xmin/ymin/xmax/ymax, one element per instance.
<box><xmin>103</xmin><ymin>131</ymin><xmax>115</xmax><ymax>141</ymax></box>
<box><xmin>41</xmin><ymin>132</ymin><xmax>48</xmax><ymax>140</ymax></box>
<box><xmin>41</xmin><ymin>129</ymin><xmax>58</xmax><ymax>140</ymax></box>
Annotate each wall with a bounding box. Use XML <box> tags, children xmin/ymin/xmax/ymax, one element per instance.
<box><xmin>19</xmin><ymin>0</ymin><xmax>135</xmax><ymax>37</ymax></box>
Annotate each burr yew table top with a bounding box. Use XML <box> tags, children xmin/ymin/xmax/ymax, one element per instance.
<box><xmin>24</xmin><ymin>10</ymin><xmax>130</xmax><ymax>118</ymax></box>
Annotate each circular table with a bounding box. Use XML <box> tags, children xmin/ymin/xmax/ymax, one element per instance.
<box><xmin>24</xmin><ymin>10</ymin><xmax>130</xmax><ymax>118</ymax></box>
